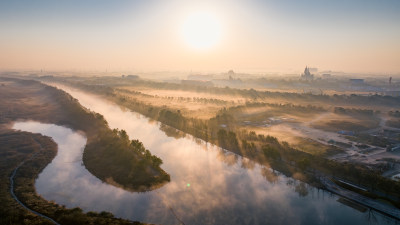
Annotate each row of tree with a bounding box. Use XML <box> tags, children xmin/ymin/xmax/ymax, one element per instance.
<box><xmin>56</xmin><ymin>78</ymin><xmax>400</xmax><ymax>205</ymax></box>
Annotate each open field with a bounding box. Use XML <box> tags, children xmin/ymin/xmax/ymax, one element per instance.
<box><xmin>115</xmin><ymin>87</ymin><xmax>245</xmax><ymax>119</ymax></box>
<box><xmin>2</xmin><ymin>1</ymin><xmax>400</xmax><ymax>223</ymax></box>
<box><xmin>1</xmin><ymin>74</ymin><xmax>398</xmax><ymax>224</ymax></box>
<box><xmin>33</xmin><ymin>76</ymin><xmax>400</xmax><ymax>199</ymax></box>
<box><xmin>39</xmin><ymin>76</ymin><xmax>400</xmax><ymax>169</ymax></box>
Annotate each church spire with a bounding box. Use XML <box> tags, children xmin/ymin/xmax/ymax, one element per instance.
<box><xmin>301</xmin><ymin>66</ymin><xmax>314</xmax><ymax>80</ymax></box>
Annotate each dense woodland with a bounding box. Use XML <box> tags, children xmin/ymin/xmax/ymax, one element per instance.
<box><xmin>84</xmin><ymin>127</ymin><xmax>169</xmax><ymax>191</ymax></box>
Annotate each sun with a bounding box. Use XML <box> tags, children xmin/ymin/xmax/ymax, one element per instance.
<box><xmin>181</xmin><ymin>12</ymin><xmax>222</xmax><ymax>50</ymax></box>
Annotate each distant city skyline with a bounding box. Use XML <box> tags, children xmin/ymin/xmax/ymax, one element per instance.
<box><xmin>1</xmin><ymin>0</ymin><xmax>399</xmax><ymax>74</ymax></box>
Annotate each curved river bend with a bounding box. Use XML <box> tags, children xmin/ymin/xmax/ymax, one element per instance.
<box><xmin>13</xmin><ymin>85</ymin><xmax>398</xmax><ymax>225</ymax></box>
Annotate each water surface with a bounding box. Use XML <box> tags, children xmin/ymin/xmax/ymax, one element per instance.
<box><xmin>13</xmin><ymin>85</ymin><xmax>398</xmax><ymax>225</ymax></box>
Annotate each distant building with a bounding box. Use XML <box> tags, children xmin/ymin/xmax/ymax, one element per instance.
<box><xmin>349</xmin><ymin>79</ymin><xmax>364</xmax><ymax>85</ymax></box>
<box><xmin>387</xmin><ymin>144</ymin><xmax>400</xmax><ymax>152</ymax></box>
<box><xmin>227</xmin><ymin>70</ymin><xmax>235</xmax><ymax>80</ymax></box>
<box><xmin>300</xmin><ymin>66</ymin><xmax>314</xmax><ymax>81</ymax></box>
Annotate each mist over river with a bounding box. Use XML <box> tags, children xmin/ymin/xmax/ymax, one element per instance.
<box><xmin>13</xmin><ymin>84</ymin><xmax>398</xmax><ymax>225</ymax></box>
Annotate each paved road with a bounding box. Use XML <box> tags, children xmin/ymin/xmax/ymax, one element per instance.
<box><xmin>321</xmin><ymin>177</ymin><xmax>400</xmax><ymax>220</ymax></box>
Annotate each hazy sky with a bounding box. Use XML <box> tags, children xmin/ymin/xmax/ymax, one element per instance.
<box><xmin>1</xmin><ymin>0</ymin><xmax>399</xmax><ymax>74</ymax></box>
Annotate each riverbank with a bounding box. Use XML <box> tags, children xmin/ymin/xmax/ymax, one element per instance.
<box><xmin>9</xmin><ymin>134</ymin><xmax>60</xmax><ymax>225</ymax></box>
<box><xmin>0</xmin><ymin>77</ymin><xmax>170</xmax><ymax>191</ymax></box>
<box><xmin>25</xmin><ymin>79</ymin><xmax>400</xmax><ymax>224</ymax></box>
<box><xmin>0</xmin><ymin>129</ymin><xmax>144</xmax><ymax>225</ymax></box>
<box><xmin>321</xmin><ymin>177</ymin><xmax>400</xmax><ymax>219</ymax></box>
<box><xmin>49</xmin><ymin>78</ymin><xmax>400</xmax><ymax>213</ymax></box>
<box><xmin>0</xmin><ymin>77</ymin><xmax>169</xmax><ymax>224</ymax></box>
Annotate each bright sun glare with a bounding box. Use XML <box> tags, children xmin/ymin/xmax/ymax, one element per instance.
<box><xmin>182</xmin><ymin>12</ymin><xmax>222</xmax><ymax>50</ymax></box>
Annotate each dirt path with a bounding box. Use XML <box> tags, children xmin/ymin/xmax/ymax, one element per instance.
<box><xmin>9</xmin><ymin>139</ymin><xmax>60</xmax><ymax>225</ymax></box>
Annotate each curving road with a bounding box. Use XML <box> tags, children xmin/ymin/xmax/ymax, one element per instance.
<box><xmin>9</xmin><ymin>139</ymin><xmax>60</xmax><ymax>225</ymax></box>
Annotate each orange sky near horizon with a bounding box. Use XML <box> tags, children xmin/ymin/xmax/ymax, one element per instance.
<box><xmin>0</xmin><ymin>0</ymin><xmax>399</xmax><ymax>74</ymax></box>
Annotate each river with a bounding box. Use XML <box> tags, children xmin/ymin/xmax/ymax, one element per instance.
<box><xmin>13</xmin><ymin>85</ymin><xmax>399</xmax><ymax>225</ymax></box>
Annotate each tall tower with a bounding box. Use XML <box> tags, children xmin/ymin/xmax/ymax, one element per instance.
<box><xmin>301</xmin><ymin>66</ymin><xmax>314</xmax><ymax>80</ymax></box>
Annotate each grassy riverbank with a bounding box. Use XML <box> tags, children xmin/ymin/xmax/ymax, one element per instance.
<box><xmin>0</xmin><ymin>77</ymin><xmax>170</xmax><ymax>190</ymax></box>
<box><xmin>51</xmin><ymin>77</ymin><xmax>400</xmax><ymax>206</ymax></box>
<box><xmin>0</xmin><ymin>130</ymin><xmax>144</xmax><ymax>225</ymax></box>
<box><xmin>0</xmin><ymin>77</ymin><xmax>170</xmax><ymax>224</ymax></box>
